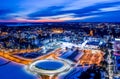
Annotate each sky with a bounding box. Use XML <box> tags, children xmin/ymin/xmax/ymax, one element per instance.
<box><xmin>0</xmin><ymin>0</ymin><xmax>120</xmax><ymax>22</ymax></box>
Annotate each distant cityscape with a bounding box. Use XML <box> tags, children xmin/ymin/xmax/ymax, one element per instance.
<box><xmin>0</xmin><ymin>22</ymin><xmax>120</xmax><ymax>79</ymax></box>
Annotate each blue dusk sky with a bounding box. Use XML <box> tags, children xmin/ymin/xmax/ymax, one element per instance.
<box><xmin>0</xmin><ymin>0</ymin><xmax>120</xmax><ymax>22</ymax></box>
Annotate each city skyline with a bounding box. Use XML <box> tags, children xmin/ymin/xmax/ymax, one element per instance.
<box><xmin>0</xmin><ymin>0</ymin><xmax>120</xmax><ymax>22</ymax></box>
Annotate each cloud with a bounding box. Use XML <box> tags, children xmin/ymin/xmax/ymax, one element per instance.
<box><xmin>0</xmin><ymin>0</ymin><xmax>120</xmax><ymax>22</ymax></box>
<box><xmin>40</xmin><ymin>13</ymin><xmax>75</xmax><ymax>19</ymax></box>
<box><xmin>58</xmin><ymin>15</ymin><xmax>97</xmax><ymax>21</ymax></box>
<box><xmin>0</xmin><ymin>9</ymin><xmax>18</xmax><ymax>20</ymax></box>
<box><xmin>99</xmin><ymin>6</ymin><xmax>120</xmax><ymax>12</ymax></box>
<box><xmin>39</xmin><ymin>14</ymin><xmax>97</xmax><ymax>21</ymax></box>
<box><xmin>81</xmin><ymin>11</ymin><xmax>120</xmax><ymax>22</ymax></box>
<box><xmin>15</xmin><ymin>15</ymin><xmax>97</xmax><ymax>22</ymax></box>
<box><xmin>18</xmin><ymin>0</ymin><xmax>73</xmax><ymax>15</ymax></box>
<box><xmin>28</xmin><ymin>6</ymin><xmax>64</xmax><ymax>17</ymax></box>
<box><xmin>72</xmin><ymin>1</ymin><xmax>120</xmax><ymax>15</ymax></box>
<box><xmin>62</xmin><ymin>0</ymin><xmax>120</xmax><ymax>11</ymax></box>
<box><xmin>27</xmin><ymin>1</ymin><xmax>120</xmax><ymax>19</ymax></box>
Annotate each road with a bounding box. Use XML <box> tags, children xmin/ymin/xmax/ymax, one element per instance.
<box><xmin>0</xmin><ymin>48</ymin><xmax>62</xmax><ymax>65</ymax></box>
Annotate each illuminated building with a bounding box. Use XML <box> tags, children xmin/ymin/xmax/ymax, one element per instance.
<box><xmin>27</xmin><ymin>59</ymin><xmax>71</xmax><ymax>79</ymax></box>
